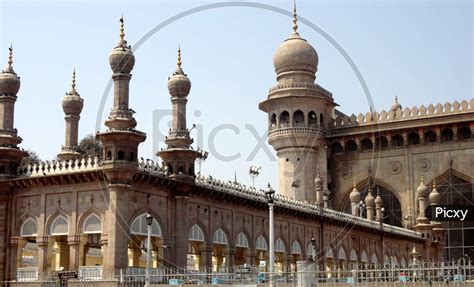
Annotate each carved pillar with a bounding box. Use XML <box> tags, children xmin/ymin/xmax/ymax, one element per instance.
<box><xmin>284</xmin><ymin>253</ymin><xmax>292</xmax><ymax>273</ymax></box>
<box><xmin>162</xmin><ymin>237</ymin><xmax>173</xmax><ymax>268</ymax></box>
<box><xmin>402</xmin><ymin>131</ymin><xmax>408</xmax><ymax>147</ymax></box>
<box><xmin>174</xmin><ymin>196</ymin><xmax>189</xmax><ymax>269</ymax></box>
<box><xmin>57</xmin><ymin>240</ymin><xmax>70</xmax><ymax>270</ymax></box>
<box><xmin>452</xmin><ymin>124</ymin><xmax>458</xmax><ymax>140</ymax></box>
<box><xmin>245</xmin><ymin>248</ymin><xmax>255</xmax><ymax>265</ymax></box>
<box><xmin>419</xmin><ymin>128</ymin><xmax>425</xmax><ymax>143</ymax></box>
<box><xmin>9</xmin><ymin>236</ymin><xmax>26</xmax><ymax>280</ymax></box>
<box><xmin>435</xmin><ymin>127</ymin><xmax>441</xmax><ymax>142</ymax></box>
<box><xmin>225</xmin><ymin>245</ymin><xmax>235</xmax><ymax>270</ymax></box>
<box><xmin>36</xmin><ymin>235</ymin><xmax>52</xmax><ymax>275</ymax></box>
<box><xmin>200</xmin><ymin>243</ymin><xmax>213</xmax><ymax>270</ymax></box>
<box><xmin>67</xmin><ymin>235</ymin><xmax>82</xmax><ymax>271</ymax></box>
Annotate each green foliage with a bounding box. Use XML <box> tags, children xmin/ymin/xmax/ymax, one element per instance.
<box><xmin>78</xmin><ymin>134</ymin><xmax>102</xmax><ymax>158</ymax></box>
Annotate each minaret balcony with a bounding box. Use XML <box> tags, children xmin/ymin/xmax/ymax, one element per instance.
<box><xmin>0</xmin><ymin>127</ymin><xmax>18</xmax><ymax>137</ymax></box>
<box><xmin>268</xmin><ymin>125</ymin><xmax>325</xmax><ymax>142</ymax></box>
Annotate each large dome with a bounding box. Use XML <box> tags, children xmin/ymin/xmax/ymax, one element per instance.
<box><xmin>109</xmin><ymin>17</ymin><xmax>135</xmax><ymax>74</ymax></box>
<box><xmin>273</xmin><ymin>34</ymin><xmax>318</xmax><ymax>77</ymax></box>
<box><xmin>0</xmin><ymin>47</ymin><xmax>20</xmax><ymax>96</ymax></box>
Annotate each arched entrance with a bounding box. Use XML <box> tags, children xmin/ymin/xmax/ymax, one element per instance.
<box><xmin>187</xmin><ymin>224</ymin><xmax>205</xmax><ymax>270</ymax></box>
<box><xmin>128</xmin><ymin>213</ymin><xmax>163</xmax><ymax>269</ymax></box>
<box><xmin>234</xmin><ymin>232</ymin><xmax>249</xmax><ymax>265</ymax></box>
<box><xmin>212</xmin><ymin>228</ymin><xmax>228</xmax><ymax>271</ymax></box>
<box><xmin>82</xmin><ymin>214</ymin><xmax>103</xmax><ymax>267</ymax></box>
<box><xmin>255</xmin><ymin>235</ymin><xmax>268</xmax><ymax>269</ymax></box>
<box><xmin>17</xmin><ymin>218</ymin><xmax>38</xmax><ymax>280</ymax></box>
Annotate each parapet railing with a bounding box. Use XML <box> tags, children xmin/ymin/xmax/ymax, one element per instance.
<box><xmin>195</xmin><ymin>175</ymin><xmax>421</xmax><ymax>239</ymax></box>
<box><xmin>331</xmin><ymin>99</ymin><xmax>474</xmax><ymax>128</ymax></box>
<box><xmin>17</xmin><ymin>156</ymin><xmax>101</xmax><ymax>177</ymax></box>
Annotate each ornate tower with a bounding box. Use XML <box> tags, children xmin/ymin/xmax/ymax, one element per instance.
<box><xmin>96</xmin><ymin>18</ymin><xmax>146</xmax><ymax>271</ymax></box>
<box><xmin>259</xmin><ymin>2</ymin><xmax>335</xmax><ymax>201</ymax></box>
<box><xmin>58</xmin><ymin>70</ymin><xmax>84</xmax><ymax>161</ymax></box>
<box><xmin>158</xmin><ymin>47</ymin><xmax>197</xmax><ymax>182</ymax></box>
<box><xmin>0</xmin><ymin>46</ymin><xmax>27</xmax><ymax>177</ymax></box>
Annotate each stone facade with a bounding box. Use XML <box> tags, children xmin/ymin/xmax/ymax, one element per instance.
<box><xmin>0</xmin><ymin>8</ymin><xmax>471</xmax><ymax>283</ymax></box>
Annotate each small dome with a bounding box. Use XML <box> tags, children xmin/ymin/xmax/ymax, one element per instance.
<box><xmin>109</xmin><ymin>17</ymin><xmax>135</xmax><ymax>74</ymax></box>
<box><xmin>416</xmin><ymin>176</ymin><xmax>429</xmax><ymax>197</ymax></box>
<box><xmin>314</xmin><ymin>170</ymin><xmax>323</xmax><ymax>186</ymax></box>
<box><xmin>168</xmin><ymin>48</ymin><xmax>191</xmax><ymax>97</ymax></box>
<box><xmin>62</xmin><ymin>70</ymin><xmax>84</xmax><ymax>115</ymax></box>
<box><xmin>375</xmin><ymin>194</ymin><xmax>383</xmax><ymax>206</ymax></box>
<box><xmin>390</xmin><ymin>96</ymin><xmax>402</xmax><ymax>112</ymax></box>
<box><xmin>349</xmin><ymin>186</ymin><xmax>361</xmax><ymax>203</ymax></box>
<box><xmin>0</xmin><ymin>47</ymin><xmax>20</xmax><ymax>95</ymax></box>
<box><xmin>273</xmin><ymin>35</ymin><xmax>318</xmax><ymax>78</ymax></box>
<box><xmin>364</xmin><ymin>191</ymin><xmax>375</xmax><ymax>206</ymax></box>
<box><xmin>429</xmin><ymin>187</ymin><xmax>440</xmax><ymax>205</ymax></box>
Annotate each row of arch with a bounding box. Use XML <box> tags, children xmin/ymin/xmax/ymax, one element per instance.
<box><xmin>331</xmin><ymin>126</ymin><xmax>471</xmax><ymax>153</ymax></box>
<box><xmin>270</xmin><ymin>110</ymin><xmax>324</xmax><ymax>129</ymax></box>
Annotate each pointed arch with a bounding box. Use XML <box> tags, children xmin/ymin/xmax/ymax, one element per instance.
<box><xmin>50</xmin><ymin>215</ymin><xmax>69</xmax><ymax>235</ymax></box>
<box><xmin>20</xmin><ymin>218</ymin><xmax>38</xmax><ymax>237</ymax></box>
<box><xmin>256</xmin><ymin>234</ymin><xmax>268</xmax><ymax>251</ymax></box>
<box><xmin>350</xmin><ymin>249</ymin><xmax>357</xmax><ymax>261</ymax></box>
<box><xmin>235</xmin><ymin>231</ymin><xmax>250</xmax><ymax>248</ymax></box>
<box><xmin>212</xmin><ymin>228</ymin><xmax>228</xmax><ymax>245</ymax></box>
<box><xmin>189</xmin><ymin>224</ymin><xmax>205</xmax><ymax>242</ymax></box>
<box><xmin>291</xmin><ymin>240</ymin><xmax>302</xmax><ymax>255</ymax></box>
<box><xmin>338</xmin><ymin>247</ymin><xmax>347</xmax><ymax>260</ymax></box>
<box><xmin>360</xmin><ymin>250</ymin><xmax>368</xmax><ymax>263</ymax></box>
<box><xmin>324</xmin><ymin>246</ymin><xmax>334</xmax><ymax>258</ymax></box>
<box><xmin>16</xmin><ymin>209</ymin><xmax>39</xmax><ymax>237</ymax></box>
<box><xmin>275</xmin><ymin>238</ymin><xmax>286</xmax><ymax>253</ymax></box>
<box><xmin>128</xmin><ymin>208</ymin><xmax>167</xmax><ymax>237</ymax></box>
<box><xmin>83</xmin><ymin>214</ymin><xmax>102</xmax><ymax>234</ymax></box>
<box><xmin>45</xmin><ymin>208</ymin><xmax>70</xmax><ymax>236</ymax></box>
<box><xmin>130</xmin><ymin>213</ymin><xmax>162</xmax><ymax>237</ymax></box>
<box><xmin>371</xmin><ymin>253</ymin><xmax>378</xmax><ymax>264</ymax></box>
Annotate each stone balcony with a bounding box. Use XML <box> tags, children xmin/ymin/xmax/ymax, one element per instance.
<box><xmin>268</xmin><ymin>125</ymin><xmax>325</xmax><ymax>142</ymax></box>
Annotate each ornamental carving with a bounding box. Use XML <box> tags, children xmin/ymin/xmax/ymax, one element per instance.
<box><xmin>389</xmin><ymin>161</ymin><xmax>402</xmax><ymax>175</ymax></box>
<box><xmin>418</xmin><ymin>158</ymin><xmax>431</xmax><ymax>172</ymax></box>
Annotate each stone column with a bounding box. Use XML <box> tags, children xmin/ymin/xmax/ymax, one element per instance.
<box><xmin>9</xmin><ymin>236</ymin><xmax>26</xmax><ymax>280</ymax></box>
<box><xmin>68</xmin><ymin>234</ymin><xmax>88</xmax><ymax>270</ymax></box>
<box><xmin>225</xmin><ymin>245</ymin><xmax>235</xmax><ymax>270</ymax></box>
<box><xmin>57</xmin><ymin>241</ymin><xmax>70</xmax><ymax>270</ymax></box>
<box><xmin>103</xmin><ymin>184</ymin><xmax>130</xmax><ymax>272</ymax></box>
<box><xmin>200</xmin><ymin>243</ymin><xmax>213</xmax><ymax>271</ymax></box>
<box><xmin>284</xmin><ymin>253</ymin><xmax>292</xmax><ymax>273</ymax></box>
<box><xmin>173</xmin><ymin>196</ymin><xmax>189</xmax><ymax>269</ymax></box>
<box><xmin>245</xmin><ymin>248</ymin><xmax>255</xmax><ymax>265</ymax></box>
<box><xmin>131</xmin><ymin>247</ymin><xmax>141</xmax><ymax>267</ymax></box>
<box><xmin>162</xmin><ymin>237</ymin><xmax>173</xmax><ymax>268</ymax></box>
<box><xmin>36</xmin><ymin>235</ymin><xmax>52</xmax><ymax>276</ymax></box>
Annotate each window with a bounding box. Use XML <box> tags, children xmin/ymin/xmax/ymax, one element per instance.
<box><xmin>50</xmin><ymin>215</ymin><xmax>68</xmax><ymax>235</ymax></box>
<box><xmin>212</xmin><ymin>228</ymin><xmax>228</xmax><ymax>245</ymax></box>
<box><xmin>346</xmin><ymin>140</ymin><xmax>357</xmax><ymax>152</ymax></box>
<box><xmin>375</xmin><ymin>136</ymin><xmax>388</xmax><ymax>149</ymax></box>
<box><xmin>441</xmin><ymin>128</ymin><xmax>454</xmax><ymax>142</ymax></box>
<box><xmin>338</xmin><ymin>248</ymin><xmax>347</xmax><ymax>260</ymax></box>
<box><xmin>308</xmin><ymin>111</ymin><xmax>317</xmax><ymax>127</ymax></box>
<box><xmin>458</xmin><ymin>127</ymin><xmax>471</xmax><ymax>140</ymax></box>
<box><xmin>130</xmin><ymin>213</ymin><xmax>162</xmax><ymax>237</ymax></box>
<box><xmin>256</xmin><ymin>235</ymin><xmax>268</xmax><ymax>251</ymax></box>
<box><xmin>361</xmin><ymin>250</ymin><xmax>368</xmax><ymax>263</ymax></box>
<box><xmin>331</xmin><ymin>142</ymin><xmax>343</xmax><ymax>153</ymax></box>
<box><xmin>235</xmin><ymin>232</ymin><xmax>249</xmax><ymax>248</ymax></box>
<box><xmin>117</xmin><ymin>150</ymin><xmax>124</xmax><ymax>160</ymax></box>
<box><xmin>424</xmin><ymin>130</ymin><xmax>437</xmax><ymax>143</ymax></box>
<box><xmin>189</xmin><ymin>224</ymin><xmax>205</xmax><ymax>242</ymax></box>
<box><xmin>291</xmin><ymin>241</ymin><xmax>302</xmax><ymax>254</ymax></box>
<box><xmin>21</xmin><ymin>218</ymin><xmax>38</xmax><ymax>237</ymax></box>
<box><xmin>392</xmin><ymin>134</ymin><xmax>404</xmax><ymax>147</ymax></box>
<box><xmin>275</xmin><ymin>238</ymin><xmax>285</xmax><ymax>253</ymax></box>
<box><xmin>361</xmin><ymin>138</ymin><xmax>373</xmax><ymax>150</ymax></box>
<box><xmin>270</xmin><ymin>113</ymin><xmax>277</xmax><ymax>128</ymax></box>
<box><xmin>407</xmin><ymin>132</ymin><xmax>420</xmax><ymax>145</ymax></box>
<box><xmin>350</xmin><ymin>249</ymin><xmax>357</xmax><ymax>261</ymax></box>
<box><xmin>279</xmin><ymin>111</ymin><xmax>290</xmax><ymax>127</ymax></box>
<box><xmin>293</xmin><ymin>110</ymin><xmax>304</xmax><ymax>127</ymax></box>
<box><xmin>83</xmin><ymin>214</ymin><xmax>102</xmax><ymax>234</ymax></box>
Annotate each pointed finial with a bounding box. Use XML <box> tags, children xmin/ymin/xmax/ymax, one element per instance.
<box><xmin>395</xmin><ymin>96</ymin><xmax>399</xmax><ymax>103</ymax></box>
<box><xmin>432</xmin><ymin>177</ymin><xmax>436</xmax><ymax>188</ymax></box>
<box><xmin>177</xmin><ymin>46</ymin><xmax>182</xmax><ymax>68</ymax></box>
<box><xmin>420</xmin><ymin>170</ymin><xmax>425</xmax><ymax>184</ymax></box>
<box><xmin>234</xmin><ymin>170</ymin><xmax>237</xmax><ymax>183</ymax></box>
<box><xmin>353</xmin><ymin>177</ymin><xmax>356</xmax><ymax>188</ymax></box>
<box><xmin>3</xmin><ymin>44</ymin><xmax>15</xmax><ymax>73</ymax></box>
<box><xmin>292</xmin><ymin>0</ymin><xmax>298</xmax><ymax>34</ymax></box>
<box><xmin>119</xmin><ymin>16</ymin><xmax>125</xmax><ymax>41</ymax></box>
<box><xmin>66</xmin><ymin>68</ymin><xmax>78</xmax><ymax>95</ymax></box>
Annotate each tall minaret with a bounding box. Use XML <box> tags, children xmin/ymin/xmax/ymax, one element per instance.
<box><xmin>259</xmin><ymin>2</ymin><xmax>336</xmax><ymax>200</ymax></box>
<box><xmin>0</xmin><ymin>46</ymin><xmax>27</xmax><ymax>177</ymax></box>
<box><xmin>158</xmin><ymin>47</ymin><xmax>197</xmax><ymax>181</ymax></box>
<box><xmin>97</xmin><ymin>16</ymin><xmax>146</xmax><ymax>169</ymax></box>
<box><xmin>58</xmin><ymin>69</ymin><xmax>84</xmax><ymax>161</ymax></box>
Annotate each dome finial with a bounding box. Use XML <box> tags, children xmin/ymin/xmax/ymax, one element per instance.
<box><xmin>3</xmin><ymin>44</ymin><xmax>15</xmax><ymax>74</ymax></box>
<box><xmin>292</xmin><ymin>0</ymin><xmax>299</xmax><ymax>34</ymax></box>
<box><xmin>177</xmin><ymin>45</ymin><xmax>182</xmax><ymax>69</ymax></box>
<box><xmin>66</xmin><ymin>68</ymin><xmax>79</xmax><ymax>96</ymax></box>
<box><xmin>420</xmin><ymin>170</ymin><xmax>425</xmax><ymax>184</ymax></box>
<box><xmin>353</xmin><ymin>177</ymin><xmax>356</xmax><ymax>188</ymax></box>
<box><xmin>433</xmin><ymin>177</ymin><xmax>436</xmax><ymax>188</ymax></box>
<box><xmin>120</xmin><ymin>15</ymin><xmax>125</xmax><ymax>41</ymax></box>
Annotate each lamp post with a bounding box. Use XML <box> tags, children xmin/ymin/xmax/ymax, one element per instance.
<box><xmin>358</xmin><ymin>201</ymin><xmax>366</xmax><ymax>218</ymax></box>
<box><xmin>196</xmin><ymin>148</ymin><xmax>209</xmax><ymax>175</ymax></box>
<box><xmin>265</xmin><ymin>183</ymin><xmax>276</xmax><ymax>282</ymax></box>
<box><xmin>249</xmin><ymin>166</ymin><xmax>261</xmax><ymax>188</ymax></box>
<box><xmin>310</xmin><ymin>237</ymin><xmax>317</xmax><ymax>262</ymax></box>
<box><xmin>145</xmin><ymin>212</ymin><xmax>153</xmax><ymax>287</ymax></box>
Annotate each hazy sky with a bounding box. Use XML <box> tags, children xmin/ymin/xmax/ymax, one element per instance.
<box><xmin>1</xmin><ymin>0</ymin><xmax>472</xmax><ymax>190</ymax></box>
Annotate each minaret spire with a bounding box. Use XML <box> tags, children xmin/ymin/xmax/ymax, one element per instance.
<box><xmin>4</xmin><ymin>45</ymin><xmax>15</xmax><ymax>74</ymax></box>
<box><xmin>292</xmin><ymin>0</ymin><xmax>299</xmax><ymax>34</ymax></box>
<box><xmin>67</xmin><ymin>68</ymin><xmax>77</xmax><ymax>95</ymax></box>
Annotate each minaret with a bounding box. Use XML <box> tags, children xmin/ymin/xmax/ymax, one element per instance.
<box><xmin>158</xmin><ymin>47</ymin><xmax>197</xmax><ymax>181</ymax></box>
<box><xmin>428</xmin><ymin>179</ymin><xmax>441</xmax><ymax>228</ymax></box>
<box><xmin>364</xmin><ymin>185</ymin><xmax>375</xmax><ymax>220</ymax></box>
<box><xmin>415</xmin><ymin>172</ymin><xmax>430</xmax><ymax>225</ymax></box>
<box><xmin>374</xmin><ymin>188</ymin><xmax>383</xmax><ymax>222</ymax></box>
<box><xmin>0</xmin><ymin>46</ymin><xmax>27</xmax><ymax>177</ymax></box>
<box><xmin>428</xmin><ymin>178</ymin><xmax>445</xmax><ymax>260</ymax></box>
<box><xmin>349</xmin><ymin>179</ymin><xmax>361</xmax><ymax>216</ymax></box>
<box><xmin>58</xmin><ymin>69</ymin><xmax>84</xmax><ymax>161</ymax></box>
<box><xmin>259</xmin><ymin>1</ymin><xmax>336</xmax><ymax>200</ymax></box>
<box><xmin>97</xmin><ymin>16</ymin><xmax>146</xmax><ymax>171</ymax></box>
<box><xmin>314</xmin><ymin>169</ymin><xmax>323</xmax><ymax>206</ymax></box>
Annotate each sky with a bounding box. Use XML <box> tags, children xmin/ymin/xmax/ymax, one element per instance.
<box><xmin>0</xmin><ymin>0</ymin><xmax>472</xmax><ymax>190</ymax></box>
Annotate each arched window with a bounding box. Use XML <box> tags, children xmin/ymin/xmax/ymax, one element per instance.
<box><xmin>308</xmin><ymin>111</ymin><xmax>317</xmax><ymax>127</ymax></box>
<box><xmin>212</xmin><ymin>228</ymin><xmax>228</xmax><ymax>245</ymax></box>
<box><xmin>401</xmin><ymin>257</ymin><xmax>407</xmax><ymax>267</ymax></box>
<box><xmin>407</xmin><ymin>132</ymin><xmax>420</xmax><ymax>145</ymax></box>
<box><xmin>338</xmin><ymin>248</ymin><xmax>347</xmax><ymax>260</ymax></box>
<box><xmin>361</xmin><ymin>250</ymin><xmax>368</xmax><ymax>263</ymax></box>
<box><xmin>371</xmin><ymin>253</ymin><xmax>378</xmax><ymax>264</ymax></box>
<box><xmin>275</xmin><ymin>238</ymin><xmax>285</xmax><ymax>253</ymax></box>
<box><xmin>117</xmin><ymin>150</ymin><xmax>125</xmax><ymax>160</ymax></box>
<box><xmin>21</xmin><ymin>218</ymin><xmax>38</xmax><ymax>237</ymax></box>
<box><xmin>375</xmin><ymin>136</ymin><xmax>388</xmax><ymax>149</ymax></box>
<box><xmin>129</xmin><ymin>152</ymin><xmax>135</xmax><ymax>162</ymax></box>
<box><xmin>325</xmin><ymin>247</ymin><xmax>334</xmax><ymax>259</ymax></box>
<box><xmin>424</xmin><ymin>130</ymin><xmax>437</xmax><ymax>143</ymax></box>
<box><xmin>107</xmin><ymin>150</ymin><xmax>112</xmax><ymax>160</ymax></box>
<box><xmin>331</xmin><ymin>142</ymin><xmax>343</xmax><ymax>153</ymax></box>
<box><xmin>319</xmin><ymin>114</ymin><xmax>324</xmax><ymax>128</ymax></box>
<box><xmin>130</xmin><ymin>213</ymin><xmax>162</xmax><ymax>237</ymax></box>
<box><xmin>83</xmin><ymin>214</ymin><xmax>102</xmax><ymax>234</ymax></box>
<box><xmin>361</xmin><ymin>138</ymin><xmax>373</xmax><ymax>150</ymax></box>
<box><xmin>293</xmin><ymin>110</ymin><xmax>304</xmax><ymax>127</ymax></box>
<box><xmin>458</xmin><ymin>126</ymin><xmax>471</xmax><ymax>140</ymax></box>
<box><xmin>270</xmin><ymin>113</ymin><xmax>277</xmax><ymax>128</ymax></box>
<box><xmin>235</xmin><ymin>232</ymin><xmax>249</xmax><ymax>248</ymax></box>
<box><xmin>189</xmin><ymin>224</ymin><xmax>205</xmax><ymax>242</ymax></box>
<box><xmin>50</xmin><ymin>215</ymin><xmax>68</xmax><ymax>235</ymax></box>
<box><xmin>279</xmin><ymin>111</ymin><xmax>290</xmax><ymax>127</ymax></box>
<box><xmin>346</xmin><ymin>140</ymin><xmax>357</xmax><ymax>152</ymax></box>
<box><xmin>350</xmin><ymin>249</ymin><xmax>357</xmax><ymax>262</ymax></box>
<box><xmin>441</xmin><ymin>128</ymin><xmax>454</xmax><ymax>142</ymax></box>
<box><xmin>0</xmin><ymin>165</ymin><xmax>5</xmax><ymax>174</ymax></box>
<box><xmin>291</xmin><ymin>241</ymin><xmax>302</xmax><ymax>255</ymax></box>
<box><xmin>256</xmin><ymin>235</ymin><xmax>268</xmax><ymax>250</ymax></box>
<box><xmin>392</xmin><ymin>134</ymin><xmax>404</xmax><ymax>147</ymax></box>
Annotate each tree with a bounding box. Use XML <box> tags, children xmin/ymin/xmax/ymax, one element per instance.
<box><xmin>78</xmin><ymin>134</ymin><xmax>102</xmax><ymax>158</ymax></box>
<box><xmin>20</xmin><ymin>150</ymin><xmax>41</xmax><ymax>166</ymax></box>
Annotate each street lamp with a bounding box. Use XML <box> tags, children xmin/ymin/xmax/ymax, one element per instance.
<box><xmin>265</xmin><ymin>183</ymin><xmax>276</xmax><ymax>281</ymax></box>
<box><xmin>145</xmin><ymin>212</ymin><xmax>153</xmax><ymax>287</ymax></box>
<box><xmin>196</xmin><ymin>148</ymin><xmax>209</xmax><ymax>175</ymax></box>
<box><xmin>310</xmin><ymin>237</ymin><xmax>317</xmax><ymax>262</ymax></box>
<box><xmin>358</xmin><ymin>201</ymin><xmax>366</xmax><ymax>218</ymax></box>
